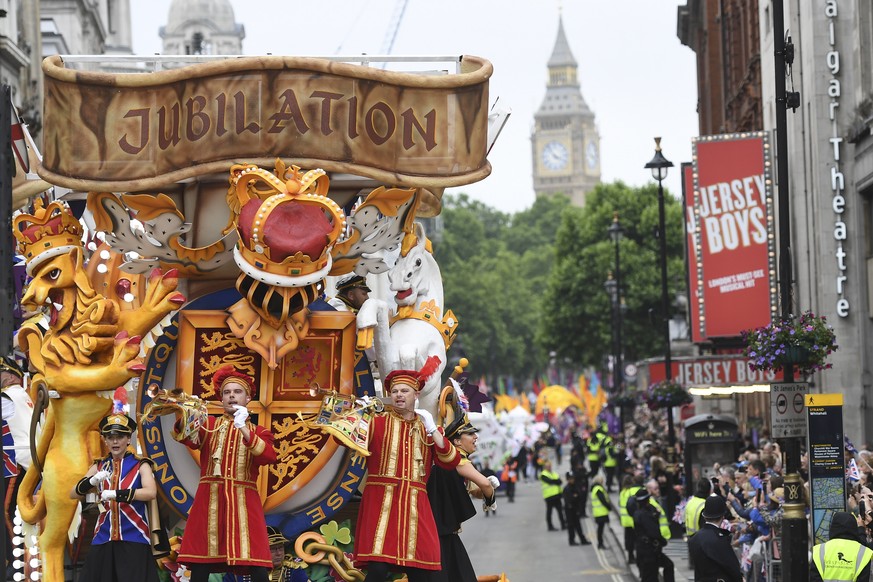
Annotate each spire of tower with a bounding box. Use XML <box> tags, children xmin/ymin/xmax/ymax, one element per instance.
<box><xmin>548</xmin><ymin>14</ymin><xmax>577</xmax><ymax>68</ymax></box>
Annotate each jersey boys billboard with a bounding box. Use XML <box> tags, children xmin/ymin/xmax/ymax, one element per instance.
<box><xmin>691</xmin><ymin>133</ymin><xmax>777</xmax><ymax>339</ymax></box>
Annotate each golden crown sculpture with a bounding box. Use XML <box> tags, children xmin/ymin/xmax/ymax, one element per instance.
<box><xmin>13</xmin><ymin>199</ymin><xmax>84</xmax><ymax>275</ymax></box>
<box><xmin>231</xmin><ymin>161</ymin><xmax>346</xmax><ymax>287</ymax></box>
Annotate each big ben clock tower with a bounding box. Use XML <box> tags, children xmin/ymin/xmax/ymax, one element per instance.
<box><xmin>532</xmin><ymin>15</ymin><xmax>601</xmax><ymax>207</ymax></box>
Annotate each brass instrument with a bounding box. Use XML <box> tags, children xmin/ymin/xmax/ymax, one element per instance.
<box><xmin>305</xmin><ymin>384</ymin><xmax>389</xmax><ymax>457</ymax></box>
<box><xmin>142</xmin><ymin>384</ymin><xmax>209</xmax><ymax>441</ymax></box>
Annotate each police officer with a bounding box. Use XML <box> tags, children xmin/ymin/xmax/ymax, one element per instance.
<box><xmin>684</xmin><ymin>478</ymin><xmax>711</xmax><ymax>568</ymax></box>
<box><xmin>602</xmin><ymin>435</ymin><xmax>618</xmax><ymax>492</ymax></box>
<box><xmin>632</xmin><ymin>488</ymin><xmax>674</xmax><ymax>582</ymax></box>
<box><xmin>810</xmin><ymin>511</ymin><xmax>873</xmax><ymax>582</ymax></box>
<box><xmin>688</xmin><ymin>495</ymin><xmax>742</xmax><ymax>582</ymax></box>
<box><xmin>618</xmin><ymin>475</ymin><xmax>642</xmax><ymax>564</ymax></box>
<box><xmin>539</xmin><ymin>459</ymin><xmax>565</xmax><ymax>531</ymax></box>
<box><xmin>586</xmin><ymin>427</ymin><xmax>604</xmax><ymax>477</ymax></box>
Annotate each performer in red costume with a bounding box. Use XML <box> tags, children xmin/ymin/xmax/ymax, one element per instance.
<box><xmin>173</xmin><ymin>365</ymin><xmax>277</xmax><ymax>582</ymax></box>
<box><xmin>355</xmin><ymin>356</ymin><xmax>460</xmax><ymax>582</ymax></box>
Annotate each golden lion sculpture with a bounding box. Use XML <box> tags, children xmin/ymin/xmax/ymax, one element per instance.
<box><xmin>13</xmin><ymin>199</ymin><xmax>185</xmax><ymax>582</ymax></box>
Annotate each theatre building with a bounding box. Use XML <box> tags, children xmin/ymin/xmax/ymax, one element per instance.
<box><xmin>675</xmin><ymin>0</ymin><xmax>873</xmax><ymax>443</ymax></box>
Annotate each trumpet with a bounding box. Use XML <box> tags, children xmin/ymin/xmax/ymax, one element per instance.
<box><xmin>307</xmin><ymin>383</ymin><xmax>389</xmax><ymax>414</ymax></box>
<box><xmin>142</xmin><ymin>384</ymin><xmax>210</xmax><ymax>440</ymax></box>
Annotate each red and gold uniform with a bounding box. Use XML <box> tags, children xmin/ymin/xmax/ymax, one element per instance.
<box><xmin>175</xmin><ymin>413</ymin><xmax>277</xmax><ymax>568</ymax></box>
<box><xmin>354</xmin><ymin>409</ymin><xmax>459</xmax><ymax>570</ymax></box>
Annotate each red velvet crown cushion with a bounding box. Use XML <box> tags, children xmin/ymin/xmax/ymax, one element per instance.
<box><xmin>238</xmin><ymin>198</ymin><xmax>334</xmax><ymax>261</ymax></box>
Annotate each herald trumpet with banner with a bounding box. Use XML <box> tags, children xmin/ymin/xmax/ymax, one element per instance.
<box><xmin>142</xmin><ymin>385</ymin><xmax>209</xmax><ymax>444</ymax></box>
<box><xmin>305</xmin><ymin>384</ymin><xmax>385</xmax><ymax>457</ymax></box>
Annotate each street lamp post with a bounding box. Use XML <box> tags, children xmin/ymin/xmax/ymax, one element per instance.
<box><xmin>604</xmin><ymin>273</ymin><xmax>619</xmax><ymax>393</ymax></box>
<box><xmin>645</xmin><ymin>137</ymin><xmax>676</xmax><ymax>455</ymax></box>
<box><xmin>607</xmin><ymin>213</ymin><xmax>624</xmax><ymax>399</ymax></box>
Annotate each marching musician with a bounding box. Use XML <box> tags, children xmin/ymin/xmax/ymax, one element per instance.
<box><xmin>427</xmin><ymin>400</ymin><xmax>498</xmax><ymax>582</ymax></box>
<box><xmin>353</xmin><ymin>356</ymin><xmax>461</xmax><ymax>582</ymax></box>
<box><xmin>170</xmin><ymin>365</ymin><xmax>278</xmax><ymax>582</ymax></box>
<box><xmin>70</xmin><ymin>412</ymin><xmax>160</xmax><ymax>582</ymax></box>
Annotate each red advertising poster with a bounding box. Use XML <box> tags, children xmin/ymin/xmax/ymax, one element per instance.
<box><xmin>647</xmin><ymin>356</ymin><xmax>783</xmax><ymax>386</ymax></box>
<box><xmin>682</xmin><ymin>163</ymin><xmax>703</xmax><ymax>343</ymax></box>
<box><xmin>693</xmin><ymin>133</ymin><xmax>776</xmax><ymax>338</ymax></box>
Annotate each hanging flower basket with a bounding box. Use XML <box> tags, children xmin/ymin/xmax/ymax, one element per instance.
<box><xmin>642</xmin><ymin>380</ymin><xmax>692</xmax><ymax>411</ymax></box>
<box><xmin>608</xmin><ymin>393</ymin><xmax>638</xmax><ymax>408</ymax></box>
<box><xmin>741</xmin><ymin>310</ymin><xmax>838</xmax><ymax>377</ymax></box>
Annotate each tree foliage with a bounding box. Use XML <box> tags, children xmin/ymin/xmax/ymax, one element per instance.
<box><xmin>432</xmin><ymin>183</ymin><xmax>684</xmax><ymax>384</ymax></box>
<box><xmin>538</xmin><ymin>181</ymin><xmax>686</xmax><ymax>368</ymax></box>
<box><xmin>433</xmin><ymin>194</ymin><xmax>571</xmax><ymax>381</ymax></box>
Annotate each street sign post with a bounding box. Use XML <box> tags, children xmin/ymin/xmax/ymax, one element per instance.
<box><xmin>771</xmin><ymin>382</ymin><xmax>808</xmax><ymax>438</ymax></box>
<box><xmin>806</xmin><ymin>392</ymin><xmax>845</xmax><ymax>544</ymax></box>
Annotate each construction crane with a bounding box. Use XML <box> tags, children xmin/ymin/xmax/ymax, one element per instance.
<box><xmin>380</xmin><ymin>0</ymin><xmax>410</xmax><ymax>55</ymax></box>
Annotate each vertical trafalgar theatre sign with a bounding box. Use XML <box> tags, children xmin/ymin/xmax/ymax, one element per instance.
<box><xmin>37</xmin><ymin>55</ymin><xmax>492</xmax><ymax>197</ymax></box>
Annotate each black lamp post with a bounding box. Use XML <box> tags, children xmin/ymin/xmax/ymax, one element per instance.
<box><xmin>604</xmin><ymin>272</ymin><xmax>619</xmax><ymax>393</ymax></box>
<box><xmin>645</xmin><ymin>137</ymin><xmax>677</xmax><ymax>455</ymax></box>
<box><xmin>607</xmin><ymin>213</ymin><xmax>624</xmax><ymax>396</ymax></box>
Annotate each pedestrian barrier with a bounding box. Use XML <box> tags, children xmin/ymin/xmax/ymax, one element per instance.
<box><xmin>764</xmin><ymin>538</ymin><xmax>782</xmax><ymax>582</ymax></box>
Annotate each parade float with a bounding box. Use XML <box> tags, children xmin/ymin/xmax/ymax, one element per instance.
<box><xmin>8</xmin><ymin>53</ymin><xmax>509</xmax><ymax>581</ymax></box>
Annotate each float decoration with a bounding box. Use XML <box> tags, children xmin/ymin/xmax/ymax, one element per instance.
<box><xmin>225</xmin><ymin>161</ymin><xmax>345</xmax><ymax>368</ymax></box>
<box><xmin>356</xmin><ymin>222</ymin><xmax>457</xmax><ymax>416</ymax></box>
<box><xmin>87</xmin><ymin>191</ymin><xmax>234</xmax><ymax>277</ymax></box>
<box><xmin>13</xmin><ymin>198</ymin><xmax>184</xmax><ymax>582</ymax></box>
<box><xmin>39</xmin><ymin>55</ymin><xmax>495</xmax><ymax>216</ymax></box>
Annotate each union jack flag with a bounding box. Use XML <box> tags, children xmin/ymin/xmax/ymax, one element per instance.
<box><xmin>2</xmin><ymin>421</ymin><xmax>18</xmax><ymax>477</ymax></box>
<box><xmin>93</xmin><ymin>456</ymin><xmax>150</xmax><ymax>545</ymax></box>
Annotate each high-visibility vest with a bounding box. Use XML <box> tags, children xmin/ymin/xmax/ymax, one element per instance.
<box><xmin>540</xmin><ymin>470</ymin><xmax>561</xmax><ymax>498</ymax></box>
<box><xmin>591</xmin><ymin>484</ymin><xmax>609</xmax><ymax>518</ymax></box>
<box><xmin>619</xmin><ymin>486</ymin><xmax>641</xmax><ymax>527</ymax></box>
<box><xmin>684</xmin><ymin>496</ymin><xmax>707</xmax><ymax>536</ymax></box>
<box><xmin>603</xmin><ymin>444</ymin><xmax>618</xmax><ymax>468</ymax></box>
<box><xmin>587</xmin><ymin>435</ymin><xmax>603</xmax><ymax>461</ymax></box>
<box><xmin>812</xmin><ymin>538</ymin><xmax>873</xmax><ymax>581</ymax></box>
<box><xmin>650</xmin><ymin>498</ymin><xmax>671</xmax><ymax>540</ymax></box>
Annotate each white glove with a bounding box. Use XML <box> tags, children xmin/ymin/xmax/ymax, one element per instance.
<box><xmin>100</xmin><ymin>490</ymin><xmax>117</xmax><ymax>502</ymax></box>
<box><xmin>356</xmin><ymin>395</ymin><xmax>372</xmax><ymax>408</ymax></box>
<box><xmin>90</xmin><ymin>470</ymin><xmax>111</xmax><ymax>487</ymax></box>
<box><xmin>487</xmin><ymin>475</ymin><xmax>500</xmax><ymax>491</ymax></box>
<box><xmin>415</xmin><ymin>409</ymin><xmax>437</xmax><ymax>435</ymax></box>
<box><xmin>233</xmin><ymin>404</ymin><xmax>249</xmax><ymax>429</ymax></box>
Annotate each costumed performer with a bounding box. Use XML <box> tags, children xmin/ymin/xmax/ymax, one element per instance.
<box><xmin>171</xmin><ymin>365</ymin><xmax>278</xmax><ymax>582</ymax></box>
<box><xmin>354</xmin><ymin>356</ymin><xmax>460</xmax><ymax>582</ymax></box>
<box><xmin>328</xmin><ymin>274</ymin><xmax>371</xmax><ymax>313</ymax></box>
<box><xmin>427</xmin><ymin>401</ymin><xmax>498</xmax><ymax>582</ymax></box>
<box><xmin>70</xmin><ymin>412</ymin><xmax>160</xmax><ymax>582</ymax></box>
<box><xmin>2</xmin><ymin>354</ymin><xmax>33</xmax><ymax>570</ymax></box>
<box><xmin>222</xmin><ymin>526</ymin><xmax>306</xmax><ymax>582</ymax></box>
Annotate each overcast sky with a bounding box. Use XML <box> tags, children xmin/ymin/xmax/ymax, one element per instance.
<box><xmin>130</xmin><ymin>0</ymin><xmax>699</xmax><ymax>214</ymax></box>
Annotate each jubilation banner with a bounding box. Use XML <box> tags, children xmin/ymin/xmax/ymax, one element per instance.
<box><xmin>692</xmin><ymin>133</ymin><xmax>777</xmax><ymax>338</ymax></box>
<box><xmin>38</xmin><ymin>55</ymin><xmax>492</xmax><ymax>193</ymax></box>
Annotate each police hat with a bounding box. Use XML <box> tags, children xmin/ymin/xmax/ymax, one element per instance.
<box><xmin>99</xmin><ymin>413</ymin><xmax>136</xmax><ymax>436</ymax></box>
<box><xmin>634</xmin><ymin>489</ymin><xmax>651</xmax><ymax>504</ymax></box>
<box><xmin>566</xmin><ymin>471</ymin><xmax>575</xmax><ymax>480</ymax></box>
<box><xmin>701</xmin><ymin>495</ymin><xmax>727</xmax><ymax>520</ymax></box>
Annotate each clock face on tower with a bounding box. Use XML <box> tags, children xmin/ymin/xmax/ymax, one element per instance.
<box><xmin>542</xmin><ymin>141</ymin><xmax>569</xmax><ymax>170</ymax></box>
<box><xmin>586</xmin><ymin>142</ymin><xmax>598</xmax><ymax>169</ymax></box>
